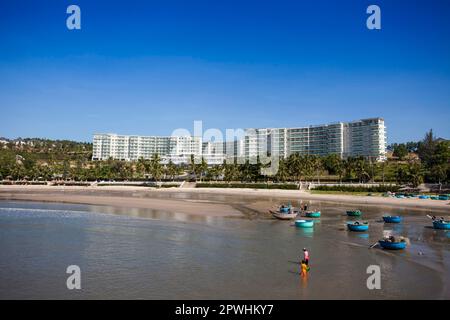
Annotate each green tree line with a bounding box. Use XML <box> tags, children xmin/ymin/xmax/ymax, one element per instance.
<box><xmin>1</xmin><ymin>131</ymin><xmax>449</xmax><ymax>187</ymax></box>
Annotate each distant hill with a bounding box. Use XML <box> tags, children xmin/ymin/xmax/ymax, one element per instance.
<box><xmin>0</xmin><ymin>137</ymin><xmax>91</xmax><ymax>149</ymax></box>
<box><xmin>0</xmin><ymin>138</ymin><xmax>92</xmax><ymax>162</ymax></box>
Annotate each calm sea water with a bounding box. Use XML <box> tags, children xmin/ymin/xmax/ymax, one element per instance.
<box><xmin>0</xmin><ymin>198</ymin><xmax>449</xmax><ymax>299</ymax></box>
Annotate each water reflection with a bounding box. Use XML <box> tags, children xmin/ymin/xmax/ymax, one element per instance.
<box><xmin>0</xmin><ymin>199</ymin><xmax>448</xmax><ymax>299</ymax></box>
<box><xmin>86</xmin><ymin>205</ymin><xmax>221</xmax><ymax>226</ymax></box>
<box><xmin>390</xmin><ymin>223</ymin><xmax>404</xmax><ymax>233</ymax></box>
<box><xmin>296</xmin><ymin>227</ymin><xmax>314</xmax><ymax>238</ymax></box>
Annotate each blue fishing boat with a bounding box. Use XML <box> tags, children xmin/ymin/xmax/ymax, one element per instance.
<box><xmin>346</xmin><ymin>210</ymin><xmax>362</xmax><ymax>217</ymax></box>
<box><xmin>418</xmin><ymin>195</ymin><xmax>429</xmax><ymax>199</ymax></box>
<box><xmin>305</xmin><ymin>211</ymin><xmax>321</xmax><ymax>218</ymax></box>
<box><xmin>433</xmin><ymin>220</ymin><xmax>450</xmax><ymax>230</ymax></box>
<box><xmin>378</xmin><ymin>240</ymin><xmax>407</xmax><ymax>250</ymax></box>
<box><xmin>347</xmin><ymin>221</ymin><xmax>369</xmax><ymax>232</ymax></box>
<box><xmin>383</xmin><ymin>215</ymin><xmax>402</xmax><ymax>223</ymax></box>
<box><xmin>295</xmin><ymin>220</ymin><xmax>314</xmax><ymax>228</ymax></box>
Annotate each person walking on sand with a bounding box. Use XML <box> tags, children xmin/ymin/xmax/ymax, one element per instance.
<box><xmin>303</xmin><ymin>248</ymin><xmax>309</xmax><ymax>265</ymax></box>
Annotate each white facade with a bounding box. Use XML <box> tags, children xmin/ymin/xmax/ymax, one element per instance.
<box><xmin>92</xmin><ymin>118</ymin><xmax>387</xmax><ymax>164</ymax></box>
<box><xmin>342</xmin><ymin>118</ymin><xmax>387</xmax><ymax>161</ymax></box>
<box><xmin>244</xmin><ymin>118</ymin><xmax>387</xmax><ymax>161</ymax></box>
<box><xmin>93</xmin><ymin>133</ymin><xmax>231</xmax><ymax>165</ymax></box>
<box><xmin>92</xmin><ymin>134</ymin><xmax>202</xmax><ymax>162</ymax></box>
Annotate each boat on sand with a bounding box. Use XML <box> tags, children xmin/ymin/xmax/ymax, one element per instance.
<box><xmin>347</xmin><ymin>221</ymin><xmax>369</xmax><ymax>232</ymax></box>
<box><xmin>383</xmin><ymin>215</ymin><xmax>402</xmax><ymax>223</ymax></box>
<box><xmin>347</xmin><ymin>210</ymin><xmax>362</xmax><ymax>217</ymax></box>
<box><xmin>304</xmin><ymin>211</ymin><xmax>321</xmax><ymax>218</ymax></box>
<box><xmin>270</xmin><ymin>210</ymin><xmax>299</xmax><ymax>220</ymax></box>
<box><xmin>270</xmin><ymin>205</ymin><xmax>299</xmax><ymax>220</ymax></box>
<box><xmin>432</xmin><ymin>220</ymin><xmax>450</xmax><ymax>230</ymax></box>
<box><xmin>378</xmin><ymin>236</ymin><xmax>407</xmax><ymax>250</ymax></box>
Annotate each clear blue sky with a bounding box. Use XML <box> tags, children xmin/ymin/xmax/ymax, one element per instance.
<box><xmin>1</xmin><ymin>0</ymin><xmax>449</xmax><ymax>143</ymax></box>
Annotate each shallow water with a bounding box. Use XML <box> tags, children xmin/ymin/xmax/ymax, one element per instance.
<box><xmin>0</xmin><ymin>198</ymin><xmax>449</xmax><ymax>299</ymax></box>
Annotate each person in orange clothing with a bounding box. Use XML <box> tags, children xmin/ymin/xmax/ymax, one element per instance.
<box><xmin>300</xmin><ymin>260</ymin><xmax>310</xmax><ymax>277</ymax></box>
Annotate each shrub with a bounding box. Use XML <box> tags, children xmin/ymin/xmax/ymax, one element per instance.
<box><xmin>196</xmin><ymin>183</ymin><xmax>298</xmax><ymax>190</ymax></box>
<box><xmin>312</xmin><ymin>185</ymin><xmax>400</xmax><ymax>193</ymax></box>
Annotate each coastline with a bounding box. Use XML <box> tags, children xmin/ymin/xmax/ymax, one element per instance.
<box><xmin>0</xmin><ymin>185</ymin><xmax>244</xmax><ymax>218</ymax></box>
<box><xmin>1</xmin><ymin>185</ymin><xmax>449</xmax><ymax>299</ymax></box>
<box><xmin>0</xmin><ymin>185</ymin><xmax>449</xmax><ymax>214</ymax></box>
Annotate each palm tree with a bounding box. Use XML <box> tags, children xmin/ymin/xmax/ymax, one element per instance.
<box><xmin>224</xmin><ymin>162</ymin><xmax>239</xmax><ymax>183</ymax></box>
<box><xmin>197</xmin><ymin>157</ymin><xmax>208</xmax><ymax>181</ymax></box>
<box><xmin>287</xmin><ymin>153</ymin><xmax>304</xmax><ymax>184</ymax></box>
<box><xmin>149</xmin><ymin>154</ymin><xmax>163</xmax><ymax>182</ymax></box>
<box><xmin>301</xmin><ymin>155</ymin><xmax>314</xmax><ymax>183</ymax></box>
<box><xmin>407</xmin><ymin>161</ymin><xmax>424</xmax><ymax>188</ymax></box>
<box><xmin>119</xmin><ymin>161</ymin><xmax>134</xmax><ymax>180</ymax></box>
<box><xmin>189</xmin><ymin>154</ymin><xmax>198</xmax><ymax>181</ymax></box>
<box><xmin>136</xmin><ymin>157</ymin><xmax>150</xmax><ymax>179</ymax></box>
<box><xmin>275</xmin><ymin>158</ymin><xmax>289</xmax><ymax>182</ymax></box>
<box><xmin>324</xmin><ymin>154</ymin><xmax>343</xmax><ymax>182</ymax></box>
<box><xmin>335</xmin><ymin>161</ymin><xmax>344</xmax><ymax>183</ymax></box>
<box><xmin>355</xmin><ymin>157</ymin><xmax>370</xmax><ymax>183</ymax></box>
<box><xmin>165</xmin><ymin>160</ymin><xmax>182</xmax><ymax>181</ymax></box>
<box><xmin>343</xmin><ymin>157</ymin><xmax>356</xmax><ymax>181</ymax></box>
<box><xmin>240</xmin><ymin>160</ymin><xmax>253</xmax><ymax>182</ymax></box>
<box><xmin>380</xmin><ymin>160</ymin><xmax>386</xmax><ymax>184</ymax></box>
<box><xmin>430</xmin><ymin>164</ymin><xmax>446</xmax><ymax>192</ymax></box>
<box><xmin>310</xmin><ymin>155</ymin><xmax>323</xmax><ymax>183</ymax></box>
<box><xmin>207</xmin><ymin>165</ymin><xmax>223</xmax><ymax>181</ymax></box>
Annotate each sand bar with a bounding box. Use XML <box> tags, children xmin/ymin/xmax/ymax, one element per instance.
<box><xmin>0</xmin><ymin>185</ymin><xmax>449</xmax><ymax>214</ymax></box>
<box><xmin>0</xmin><ymin>185</ymin><xmax>243</xmax><ymax>218</ymax></box>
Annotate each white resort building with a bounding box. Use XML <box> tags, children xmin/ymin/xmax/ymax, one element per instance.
<box><xmin>92</xmin><ymin>134</ymin><xmax>203</xmax><ymax>164</ymax></box>
<box><xmin>244</xmin><ymin>118</ymin><xmax>387</xmax><ymax>162</ymax></box>
<box><xmin>92</xmin><ymin>118</ymin><xmax>387</xmax><ymax>164</ymax></box>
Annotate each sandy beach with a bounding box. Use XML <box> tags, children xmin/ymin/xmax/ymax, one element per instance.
<box><xmin>0</xmin><ymin>185</ymin><xmax>449</xmax><ymax>215</ymax></box>
<box><xmin>0</xmin><ymin>185</ymin><xmax>245</xmax><ymax>218</ymax></box>
<box><xmin>1</xmin><ymin>185</ymin><xmax>449</xmax><ymax>299</ymax></box>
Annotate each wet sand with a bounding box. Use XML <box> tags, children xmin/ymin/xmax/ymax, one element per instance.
<box><xmin>0</xmin><ymin>185</ymin><xmax>449</xmax><ymax>216</ymax></box>
<box><xmin>0</xmin><ymin>186</ymin><xmax>243</xmax><ymax>218</ymax></box>
<box><xmin>1</xmin><ymin>186</ymin><xmax>449</xmax><ymax>299</ymax></box>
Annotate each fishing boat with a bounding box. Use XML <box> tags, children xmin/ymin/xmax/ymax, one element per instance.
<box><xmin>378</xmin><ymin>239</ymin><xmax>407</xmax><ymax>250</ymax></box>
<box><xmin>433</xmin><ymin>220</ymin><xmax>450</xmax><ymax>230</ymax></box>
<box><xmin>304</xmin><ymin>211</ymin><xmax>321</xmax><ymax>218</ymax></box>
<box><xmin>270</xmin><ymin>209</ymin><xmax>298</xmax><ymax>220</ymax></box>
<box><xmin>378</xmin><ymin>235</ymin><xmax>407</xmax><ymax>250</ymax></box>
<box><xmin>295</xmin><ymin>220</ymin><xmax>314</xmax><ymax>228</ymax></box>
<box><xmin>347</xmin><ymin>221</ymin><xmax>369</xmax><ymax>232</ymax></box>
<box><xmin>346</xmin><ymin>210</ymin><xmax>362</xmax><ymax>217</ymax></box>
<box><xmin>383</xmin><ymin>215</ymin><xmax>402</xmax><ymax>223</ymax></box>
